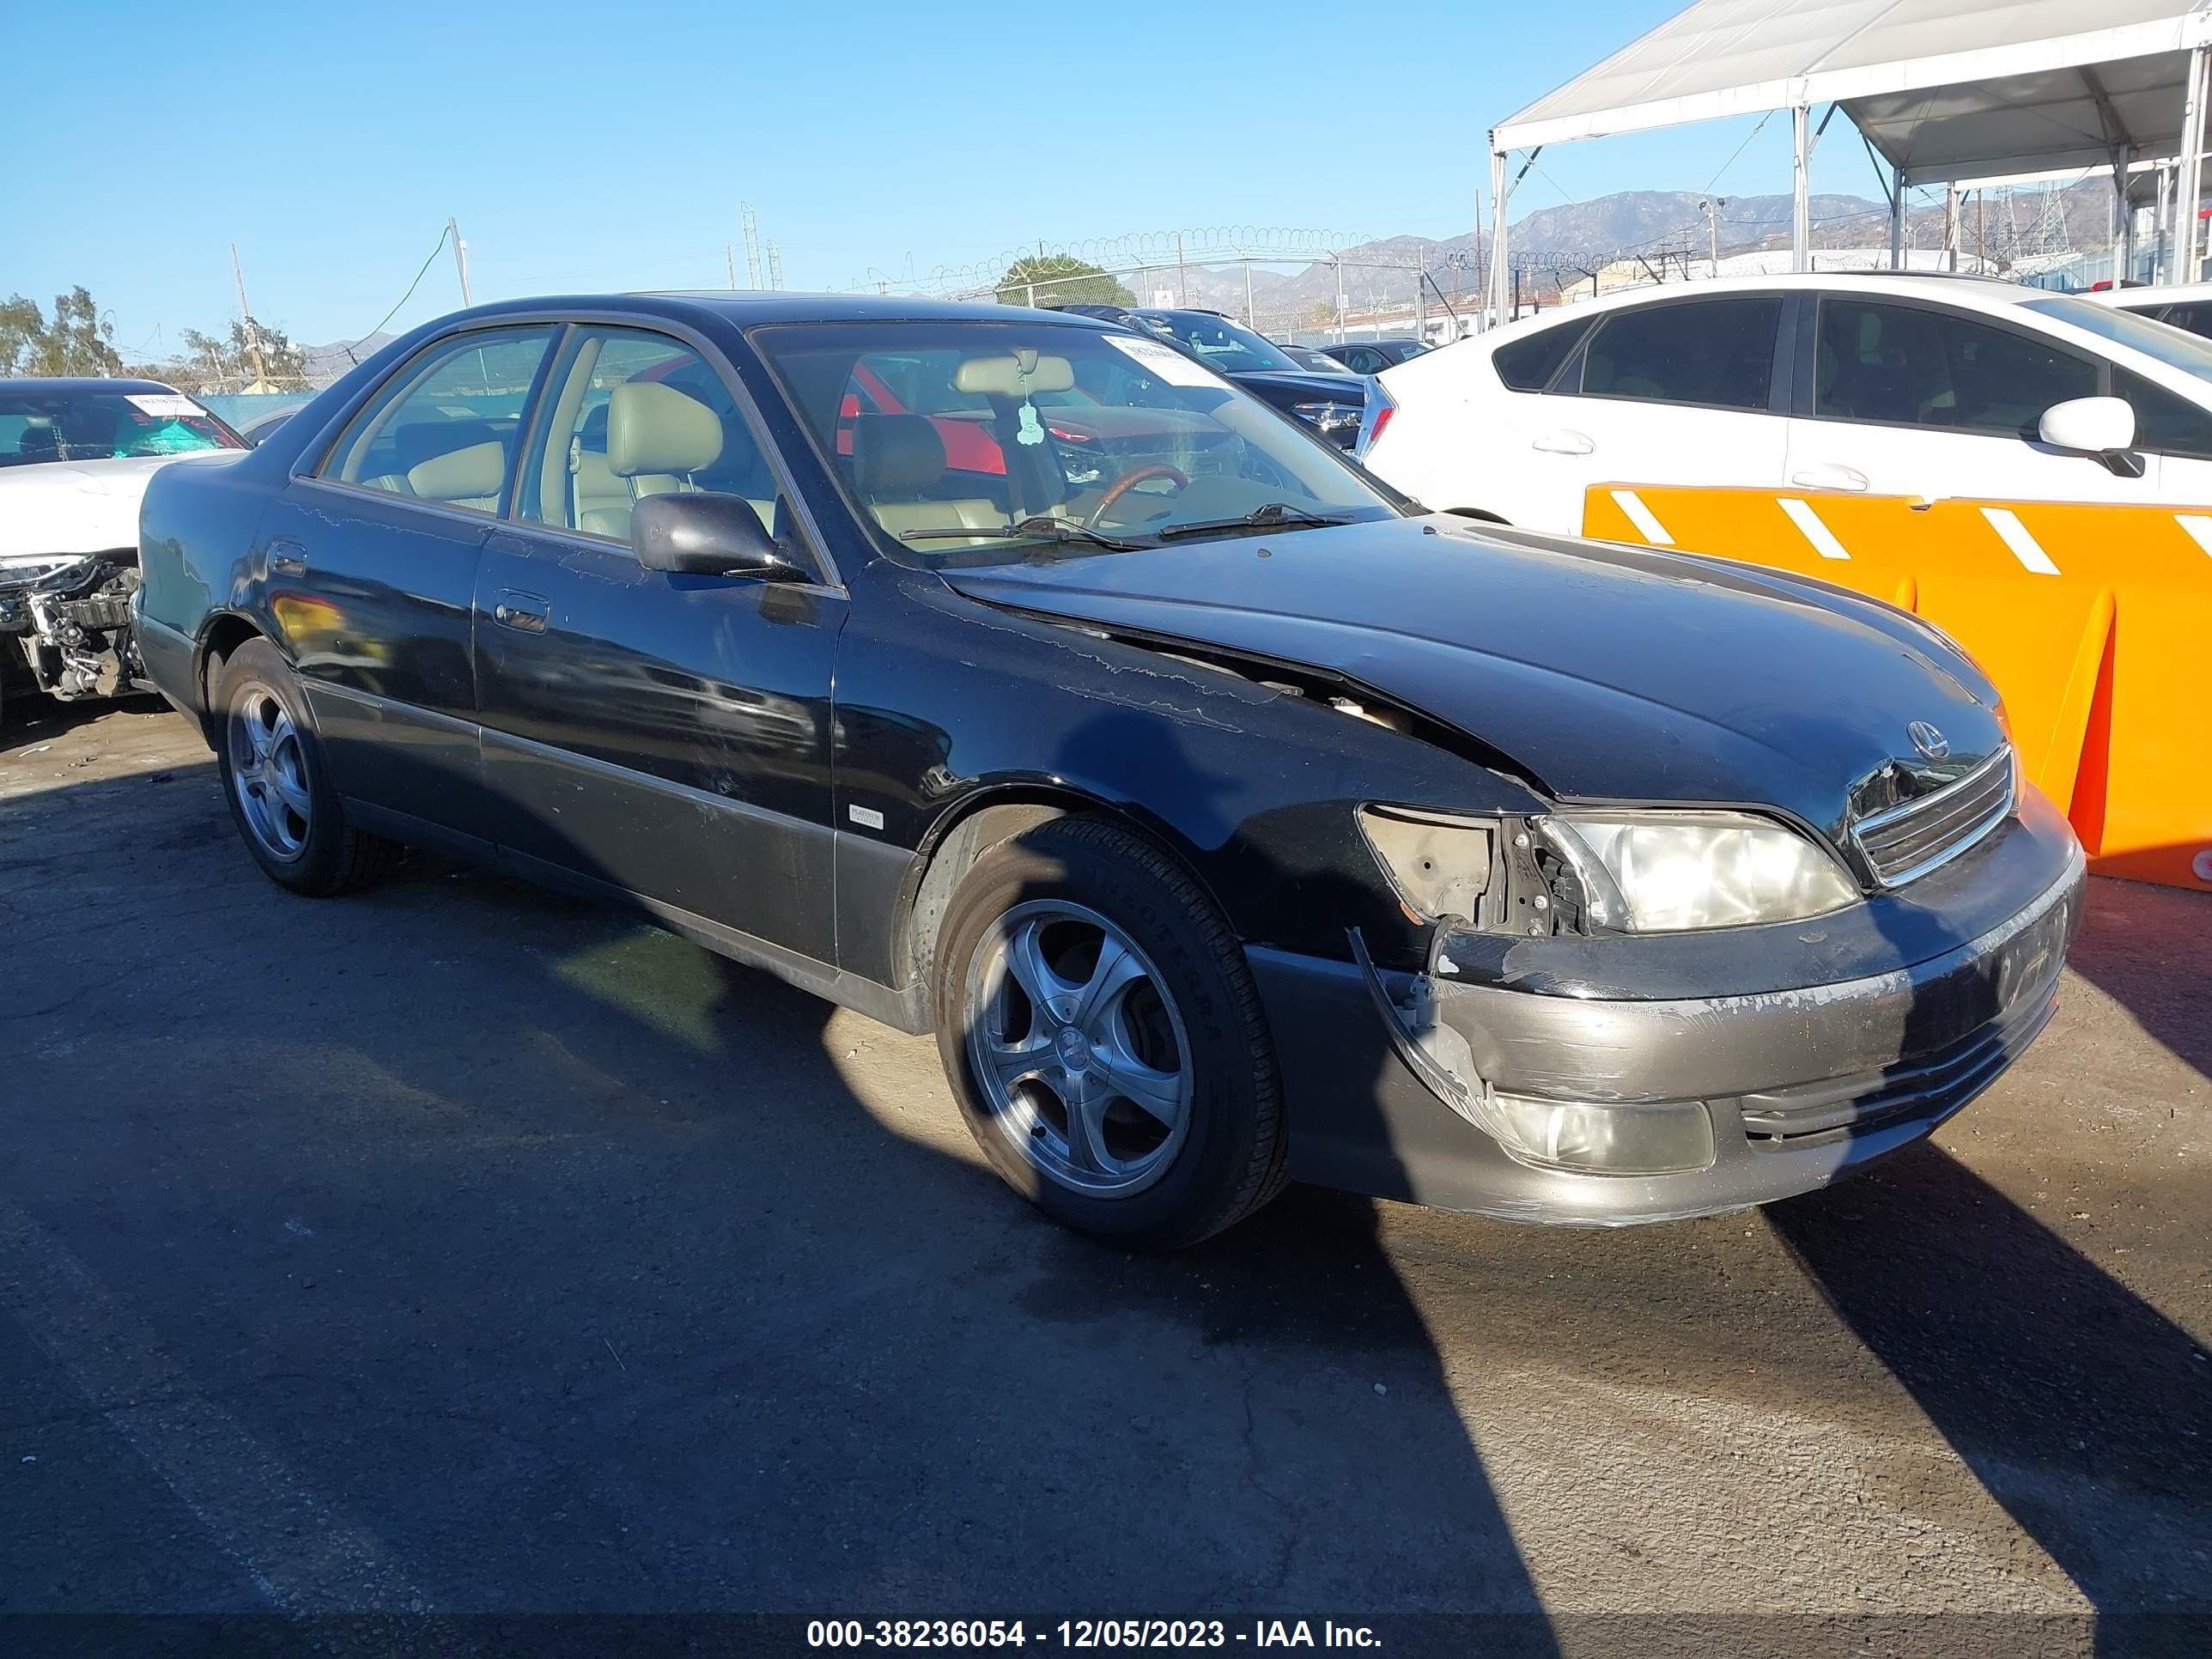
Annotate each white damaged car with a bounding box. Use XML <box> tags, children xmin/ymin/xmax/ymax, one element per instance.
<box><xmin>0</xmin><ymin>378</ymin><xmax>247</xmax><ymax>724</ymax></box>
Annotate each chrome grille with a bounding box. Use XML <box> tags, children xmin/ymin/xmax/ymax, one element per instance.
<box><xmin>1850</xmin><ymin>747</ymin><xmax>2014</xmax><ymax>888</ymax></box>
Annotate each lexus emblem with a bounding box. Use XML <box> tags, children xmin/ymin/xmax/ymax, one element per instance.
<box><xmin>1908</xmin><ymin>720</ymin><xmax>1950</xmax><ymax>761</ymax></box>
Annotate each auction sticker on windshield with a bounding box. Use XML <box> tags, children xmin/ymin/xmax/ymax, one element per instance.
<box><xmin>126</xmin><ymin>394</ymin><xmax>205</xmax><ymax>418</ymax></box>
<box><xmin>1104</xmin><ymin>336</ymin><xmax>1230</xmax><ymax>388</ymax></box>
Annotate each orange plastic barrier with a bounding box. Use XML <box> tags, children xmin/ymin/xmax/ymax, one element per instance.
<box><xmin>1580</xmin><ymin>483</ymin><xmax>2212</xmax><ymax>890</ymax></box>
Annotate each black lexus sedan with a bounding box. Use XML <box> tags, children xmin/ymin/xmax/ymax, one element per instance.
<box><xmin>137</xmin><ymin>294</ymin><xmax>2083</xmax><ymax>1248</ymax></box>
<box><xmin>1058</xmin><ymin>305</ymin><xmax>1369</xmax><ymax>447</ymax></box>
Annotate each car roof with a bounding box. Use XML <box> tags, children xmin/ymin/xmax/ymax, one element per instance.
<box><xmin>632</xmin><ymin>292</ymin><xmax>1124</xmax><ymax>328</ymax></box>
<box><xmin>1485</xmin><ymin>270</ymin><xmax>2043</xmax><ymax>337</ymax></box>
<box><xmin>0</xmin><ymin>376</ymin><xmax>183</xmax><ymax>395</ymax></box>
<box><xmin>2100</xmin><ymin>280</ymin><xmax>2212</xmax><ymax>309</ymax></box>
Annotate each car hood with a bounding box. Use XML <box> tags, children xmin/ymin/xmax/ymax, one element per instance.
<box><xmin>1228</xmin><ymin>368</ymin><xmax>1367</xmax><ymax>402</ymax></box>
<box><xmin>0</xmin><ymin>452</ymin><xmax>239</xmax><ymax>559</ymax></box>
<box><xmin>940</xmin><ymin>515</ymin><xmax>2005</xmax><ymax>839</ymax></box>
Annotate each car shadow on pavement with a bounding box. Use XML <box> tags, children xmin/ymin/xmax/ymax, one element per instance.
<box><xmin>1771</xmin><ymin>1144</ymin><xmax>2209</xmax><ymax>1652</ymax></box>
<box><xmin>0</xmin><ymin>744</ymin><xmax>1557</xmax><ymax>1646</ymax></box>
<box><xmin>2061</xmin><ymin>871</ymin><xmax>2212</xmax><ymax>1081</ymax></box>
<box><xmin>1769</xmin><ymin>852</ymin><xmax>2209</xmax><ymax>1653</ymax></box>
<box><xmin>344</xmin><ymin>856</ymin><xmax>1560</xmax><ymax>1638</ymax></box>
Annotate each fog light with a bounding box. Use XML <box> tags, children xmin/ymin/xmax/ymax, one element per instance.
<box><xmin>1486</xmin><ymin>1092</ymin><xmax>1716</xmax><ymax>1176</ymax></box>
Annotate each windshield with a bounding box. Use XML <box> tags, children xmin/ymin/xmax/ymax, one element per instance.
<box><xmin>1133</xmin><ymin>313</ymin><xmax>1304</xmax><ymax>374</ymax></box>
<box><xmin>2021</xmin><ymin>295</ymin><xmax>2212</xmax><ymax>383</ymax></box>
<box><xmin>753</xmin><ymin>320</ymin><xmax>1398</xmax><ymax>568</ymax></box>
<box><xmin>0</xmin><ymin>388</ymin><xmax>243</xmax><ymax>468</ymax></box>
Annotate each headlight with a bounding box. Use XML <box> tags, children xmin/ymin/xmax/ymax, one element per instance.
<box><xmin>1291</xmin><ymin>400</ymin><xmax>1363</xmax><ymax>434</ymax></box>
<box><xmin>1538</xmin><ymin>811</ymin><xmax>1856</xmax><ymax>932</ymax></box>
<box><xmin>1357</xmin><ymin>805</ymin><xmax>1491</xmax><ymax>920</ymax></box>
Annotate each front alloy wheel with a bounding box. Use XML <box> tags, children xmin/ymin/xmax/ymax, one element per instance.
<box><xmin>933</xmin><ymin>817</ymin><xmax>1288</xmax><ymax>1247</ymax></box>
<box><xmin>965</xmin><ymin>901</ymin><xmax>1194</xmax><ymax>1198</ymax></box>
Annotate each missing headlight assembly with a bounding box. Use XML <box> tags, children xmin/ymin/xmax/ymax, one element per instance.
<box><xmin>0</xmin><ymin>550</ymin><xmax>149</xmax><ymax>706</ymax></box>
<box><xmin>1357</xmin><ymin>806</ymin><xmax>1595</xmax><ymax>940</ymax></box>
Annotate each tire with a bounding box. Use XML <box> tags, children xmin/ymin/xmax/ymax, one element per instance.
<box><xmin>212</xmin><ymin>638</ymin><xmax>399</xmax><ymax>896</ymax></box>
<box><xmin>933</xmin><ymin>816</ymin><xmax>1288</xmax><ymax>1249</ymax></box>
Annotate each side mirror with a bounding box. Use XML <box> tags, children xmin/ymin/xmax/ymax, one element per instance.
<box><xmin>2038</xmin><ymin>395</ymin><xmax>2136</xmax><ymax>456</ymax></box>
<box><xmin>630</xmin><ymin>492</ymin><xmax>806</xmax><ymax>580</ymax></box>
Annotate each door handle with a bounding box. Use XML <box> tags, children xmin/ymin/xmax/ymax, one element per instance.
<box><xmin>268</xmin><ymin>539</ymin><xmax>307</xmax><ymax>578</ymax></box>
<box><xmin>1531</xmin><ymin>428</ymin><xmax>1595</xmax><ymax>456</ymax></box>
<box><xmin>491</xmin><ymin>592</ymin><xmax>548</xmax><ymax>633</ymax></box>
<box><xmin>1790</xmin><ymin>464</ymin><xmax>1869</xmax><ymax>492</ymax></box>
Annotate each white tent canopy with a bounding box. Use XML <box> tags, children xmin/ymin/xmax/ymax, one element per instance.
<box><xmin>1487</xmin><ymin>0</ymin><xmax>2212</xmax><ymax>314</ymax></box>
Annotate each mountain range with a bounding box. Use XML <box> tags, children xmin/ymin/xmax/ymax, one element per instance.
<box><xmin>289</xmin><ymin>181</ymin><xmax>2121</xmax><ymax>372</ymax></box>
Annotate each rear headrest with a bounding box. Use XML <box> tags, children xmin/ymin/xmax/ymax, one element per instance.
<box><xmin>853</xmin><ymin>413</ymin><xmax>945</xmax><ymax>496</ymax></box>
<box><xmin>407</xmin><ymin>440</ymin><xmax>507</xmax><ymax>501</ymax></box>
<box><xmin>607</xmin><ymin>382</ymin><xmax>723</xmax><ymax>478</ymax></box>
<box><xmin>1856</xmin><ymin>310</ymin><xmax>1883</xmax><ymax>356</ymax></box>
<box><xmin>952</xmin><ymin>354</ymin><xmax>1075</xmax><ymax>396</ymax></box>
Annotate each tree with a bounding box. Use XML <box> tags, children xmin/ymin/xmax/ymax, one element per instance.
<box><xmin>994</xmin><ymin>254</ymin><xmax>1135</xmax><ymax>310</ymax></box>
<box><xmin>0</xmin><ymin>287</ymin><xmax>122</xmax><ymax>377</ymax></box>
<box><xmin>175</xmin><ymin>317</ymin><xmax>312</xmax><ymax>393</ymax></box>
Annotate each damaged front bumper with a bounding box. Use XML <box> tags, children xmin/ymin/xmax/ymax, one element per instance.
<box><xmin>1255</xmin><ymin>788</ymin><xmax>2087</xmax><ymax>1225</ymax></box>
<box><xmin>0</xmin><ymin>552</ymin><xmax>148</xmax><ymax>703</ymax></box>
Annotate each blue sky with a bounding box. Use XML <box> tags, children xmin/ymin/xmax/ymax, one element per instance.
<box><xmin>5</xmin><ymin>0</ymin><xmax>1899</xmax><ymax>355</ymax></box>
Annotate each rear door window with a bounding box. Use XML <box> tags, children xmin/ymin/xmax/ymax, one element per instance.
<box><xmin>1578</xmin><ymin>298</ymin><xmax>1782</xmax><ymax>410</ymax></box>
<box><xmin>1814</xmin><ymin>299</ymin><xmax>2096</xmax><ymax>435</ymax></box>
<box><xmin>1492</xmin><ymin>317</ymin><xmax>1595</xmax><ymax>392</ymax></box>
<box><xmin>318</xmin><ymin>328</ymin><xmax>554</xmax><ymax>512</ymax></box>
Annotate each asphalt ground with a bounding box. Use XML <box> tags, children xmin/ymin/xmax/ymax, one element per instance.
<box><xmin>2</xmin><ymin>699</ymin><xmax>2206</xmax><ymax>1657</ymax></box>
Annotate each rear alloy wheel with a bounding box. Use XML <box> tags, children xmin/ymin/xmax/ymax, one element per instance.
<box><xmin>934</xmin><ymin>817</ymin><xmax>1287</xmax><ymax>1248</ymax></box>
<box><xmin>213</xmin><ymin>638</ymin><xmax>399</xmax><ymax>896</ymax></box>
<box><xmin>228</xmin><ymin>683</ymin><xmax>314</xmax><ymax>863</ymax></box>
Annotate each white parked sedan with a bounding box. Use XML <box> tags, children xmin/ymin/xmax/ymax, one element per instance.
<box><xmin>1358</xmin><ymin>272</ymin><xmax>2212</xmax><ymax>528</ymax></box>
<box><xmin>2094</xmin><ymin>278</ymin><xmax>2212</xmax><ymax>342</ymax></box>
<box><xmin>0</xmin><ymin>377</ymin><xmax>246</xmax><ymax>720</ymax></box>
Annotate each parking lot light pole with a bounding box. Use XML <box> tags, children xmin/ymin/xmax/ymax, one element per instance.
<box><xmin>2179</xmin><ymin>45</ymin><xmax>2209</xmax><ymax>283</ymax></box>
<box><xmin>1790</xmin><ymin>102</ymin><xmax>1812</xmax><ymax>271</ymax></box>
<box><xmin>1488</xmin><ymin>146</ymin><xmax>1510</xmax><ymax>326</ymax></box>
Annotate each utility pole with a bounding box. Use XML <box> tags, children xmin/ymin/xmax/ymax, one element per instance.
<box><xmin>1175</xmin><ymin>234</ymin><xmax>1188</xmax><ymax>307</ymax></box>
<box><xmin>447</xmin><ymin>217</ymin><xmax>472</xmax><ymax>306</ymax></box>
<box><xmin>230</xmin><ymin>244</ymin><xmax>268</xmax><ymax>387</ymax></box>
<box><xmin>1701</xmin><ymin>198</ymin><xmax>1726</xmax><ymax>278</ymax></box>
<box><xmin>1243</xmin><ymin>257</ymin><xmax>1255</xmax><ymax>326</ymax></box>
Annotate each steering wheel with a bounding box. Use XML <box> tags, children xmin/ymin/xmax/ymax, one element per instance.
<box><xmin>1085</xmin><ymin>463</ymin><xmax>1188</xmax><ymax>530</ymax></box>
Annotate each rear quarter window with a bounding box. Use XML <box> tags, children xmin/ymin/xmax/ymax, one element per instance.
<box><xmin>1492</xmin><ymin>317</ymin><xmax>1594</xmax><ymax>392</ymax></box>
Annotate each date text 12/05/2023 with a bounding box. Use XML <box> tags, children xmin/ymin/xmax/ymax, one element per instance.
<box><xmin>805</xmin><ymin>1620</ymin><xmax>1382</xmax><ymax>1648</ymax></box>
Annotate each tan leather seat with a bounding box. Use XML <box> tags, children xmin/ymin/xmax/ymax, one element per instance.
<box><xmin>386</xmin><ymin>439</ymin><xmax>507</xmax><ymax>511</ymax></box>
<box><xmin>568</xmin><ymin>381</ymin><xmax>726</xmax><ymax>541</ymax></box>
<box><xmin>852</xmin><ymin>413</ymin><xmax>1007</xmax><ymax>542</ymax></box>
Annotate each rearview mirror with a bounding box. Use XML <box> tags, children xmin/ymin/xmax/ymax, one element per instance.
<box><xmin>630</xmin><ymin>492</ymin><xmax>805</xmax><ymax>580</ymax></box>
<box><xmin>2038</xmin><ymin>395</ymin><xmax>2136</xmax><ymax>456</ymax></box>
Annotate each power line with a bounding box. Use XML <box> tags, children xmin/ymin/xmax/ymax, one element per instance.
<box><xmin>343</xmin><ymin>224</ymin><xmax>453</xmax><ymax>364</ymax></box>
